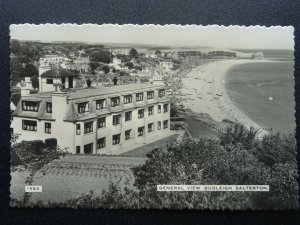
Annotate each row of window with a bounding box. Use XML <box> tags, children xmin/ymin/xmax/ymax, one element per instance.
<box><xmin>77</xmin><ymin>115</ymin><xmax>169</xmax><ymax>135</ymax></box>
<box><xmin>78</xmin><ymin>89</ymin><xmax>166</xmax><ymax>114</ymax></box>
<box><xmin>22</xmin><ymin>116</ymin><xmax>169</xmax><ymax>136</ymax></box>
<box><xmin>22</xmin><ymin>101</ymin><xmax>52</xmax><ymax>113</ymax></box>
<box><xmin>22</xmin><ymin>120</ymin><xmax>51</xmax><ymax>134</ymax></box>
<box><xmin>21</xmin><ymin>90</ymin><xmax>166</xmax><ymax>114</ymax></box>
<box><xmin>76</xmin><ymin>105</ymin><xmax>168</xmax><ymax>134</ymax></box>
<box><xmin>95</xmin><ymin>121</ymin><xmax>169</xmax><ymax>149</ymax></box>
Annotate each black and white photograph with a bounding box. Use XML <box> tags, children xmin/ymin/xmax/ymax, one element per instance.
<box><xmin>9</xmin><ymin>24</ymin><xmax>298</xmax><ymax>210</ymax></box>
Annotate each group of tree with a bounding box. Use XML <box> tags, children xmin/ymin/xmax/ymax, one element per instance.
<box><xmin>90</xmin><ymin>50</ymin><xmax>112</xmax><ymax>64</ymax></box>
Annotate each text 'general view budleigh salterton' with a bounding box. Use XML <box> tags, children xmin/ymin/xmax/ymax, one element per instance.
<box><xmin>9</xmin><ymin>24</ymin><xmax>298</xmax><ymax>209</ymax></box>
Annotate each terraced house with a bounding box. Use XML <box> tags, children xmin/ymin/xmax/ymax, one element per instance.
<box><xmin>11</xmin><ymin>83</ymin><xmax>171</xmax><ymax>155</ymax></box>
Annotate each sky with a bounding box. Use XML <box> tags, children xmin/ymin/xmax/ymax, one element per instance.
<box><xmin>10</xmin><ymin>24</ymin><xmax>294</xmax><ymax>50</ymax></box>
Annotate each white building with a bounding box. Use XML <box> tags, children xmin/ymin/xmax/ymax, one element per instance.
<box><xmin>152</xmin><ymin>70</ymin><xmax>165</xmax><ymax>86</ymax></box>
<box><xmin>159</xmin><ymin>61</ymin><xmax>173</xmax><ymax>71</ymax></box>
<box><xmin>38</xmin><ymin>66</ymin><xmax>79</xmax><ymax>92</ymax></box>
<box><xmin>12</xmin><ymin>83</ymin><xmax>172</xmax><ymax>155</ymax></box>
<box><xmin>70</xmin><ymin>56</ymin><xmax>90</xmax><ymax>73</ymax></box>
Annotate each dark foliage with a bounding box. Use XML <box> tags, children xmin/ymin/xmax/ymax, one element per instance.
<box><xmin>129</xmin><ymin>48</ymin><xmax>138</xmax><ymax>59</ymax></box>
<box><xmin>90</xmin><ymin>50</ymin><xmax>111</xmax><ymax>63</ymax></box>
<box><xmin>15</xmin><ymin>125</ymin><xmax>298</xmax><ymax>210</ymax></box>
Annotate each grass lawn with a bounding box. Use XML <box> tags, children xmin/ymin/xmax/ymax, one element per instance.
<box><xmin>10</xmin><ymin>155</ymin><xmax>146</xmax><ymax>205</ymax></box>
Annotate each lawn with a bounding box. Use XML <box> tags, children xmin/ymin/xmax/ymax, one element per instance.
<box><xmin>10</xmin><ymin>155</ymin><xmax>146</xmax><ymax>204</ymax></box>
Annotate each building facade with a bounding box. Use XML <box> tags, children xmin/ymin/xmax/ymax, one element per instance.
<box><xmin>12</xmin><ymin>84</ymin><xmax>171</xmax><ymax>155</ymax></box>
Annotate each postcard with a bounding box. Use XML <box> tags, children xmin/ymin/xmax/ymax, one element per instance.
<box><xmin>9</xmin><ymin>24</ymin><xmax>298</xmax><ymax>209</ymax></box>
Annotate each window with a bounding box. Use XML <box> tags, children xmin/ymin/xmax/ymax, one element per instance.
<box><xmin>148</xmin><ymin>123</ymin><xmax>154</xmax><ymax>132</ymax></box>
<box><xmin>125</xmin><ymin>129</ymin><xmax>131</xmax><ymax>140</ymax></box>
<box><xmin>136</xmin><ymin>93</ymin><xmax>143</xmax><ymax>101</ymax></box>
<box><xmin>76</xmin><ymin>146</ymin><xmax>81</xmax><ymax>154</ymax></box>
<box><xmin>124</xmin><ymin>95</ymin><xmax>132</xmax><ymax>104</ymax></box>
<box><xmin>158</xmin><ymin>105</ymin><xmax>161</xmax><ymax>113</ymax></box>
<box><xmin>147</xmin><ymin>91</ymin><xmax>154</xmax><ymax>99</ymax></box>
<box><xmin>46</xmin><ymin>79</ymin><xmax>53</xmax><ymax>84</ymax></box>
<box><xmin>96</xmin><ymin>99</ymin><xmax>106</xmax><ymax>109</ymax></box>
<box><xmin>84</xmin><ymin>121</ymin><xmax>93</xmax><ymax>134</ymax></box>
<box><xmin>148</xmin><ymin>106</ymin><xmax>154</xmax><ymax>115</ymax></box>
<box><xmin>112</xmin><ymin>134</ymin><xmax>121</xmax><ymax>145</ymax></box>
<box><xmin>158</xmin><ymin>121</ymin><xmax>161</xmax><ymax>130</ymax></box>
<box><xmin>125</xmin><ymin>111</ymin><xmax>132</xmax><ymax>121</ymax></box>
<box><xmin>76</xmin><ymin>124</ymin><xmax>81</xmax><ymax>135</ymax></box>
<box><xmin>22</xmin><ymin>120</ymin><xmax>37</xmax><ymax>131</ymax></box>
<box><xmin>113</xmin><ymin>114</ymin><xmax>121</xmax><ymax>125</ymax></box>
<box><xmin>45</xmin><ymin>122</ymin><xmax>51</xmax><ymax>134</ymax></box>
<box><xmin>111</xmin><ymin>97</ymin><xmax>120</xmax><ymax>107</ymax></box>
<box><xmin>84</xmin><ymin>143</ymin><xmax>93</xmax><ymax>154</ymax></box>
<box><xmin>159</xmin><ymin>89</ymin><xmax>165</xmax><ymax>97</ymax></box>
<box><xmin>97</xmin><ymin>117</ymin><xmax>106</xmax><ymax>128</ymax></box>
<box><xmin>22</xmin><ymin>101</ymin><xmax>39</xmax><ymax>112</ymax></box>
<box><xmin>46</xmin><ymin>102</ymin><xmax>52</xmax><ymax>113</ymax></box>
<box><xmin>78</xmin><ymin>102</ymin><xmax>89</xmax><ymax>113</ymax></box>
<box><xmin>138</xmin><ymin>109</ymin><xmax>144</xmax><ymax>119</ymax></box>
<box><xmin>138</xmin><ymin>127</ymin><xmax>145</xmax><ymax>136</ymax></box>
<box><xmin>97</xmin><ymin>137</ymin><xmax>106</xmax><ymax>149</ymax></box>
<box><xmin>163</xmin><ymin>120</ymin><xmax>169</xmax><ymax>129</ymax></box>
<box><xmin>163</xmin><ymin>103</ymin><xmax>169</xmax><ymax>113</ymax></box>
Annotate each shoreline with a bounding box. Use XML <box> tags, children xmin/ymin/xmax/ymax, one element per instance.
<box><xmin>179</xmin><ymin>59</ymin><xmax>276</xmax><ymax>137</ymax></box>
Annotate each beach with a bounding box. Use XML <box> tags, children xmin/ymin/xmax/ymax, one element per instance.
<box><xmin>179</xmin><ymin>59</ymin><xmax>275</xmax><ymax>136</ymax></box>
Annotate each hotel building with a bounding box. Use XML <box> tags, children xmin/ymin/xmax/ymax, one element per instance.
<box><xmin>11</xmin><ymin>83</ymin><xmax>172</xmax><ymax>155</ymax></box>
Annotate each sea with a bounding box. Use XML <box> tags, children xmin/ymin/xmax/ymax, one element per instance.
<box><xmin>226</xmin><ymin>49</ymin><xmax>295</xmax><ymax>134</ymax></box>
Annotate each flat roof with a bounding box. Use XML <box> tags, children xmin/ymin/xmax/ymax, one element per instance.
<box><xmin>68</xmin><ymin>83</ymin><xmax>164</xmax><ymax>99</ymax></box>
<box><xmin>27</xmin><ymin>83</ymin><xmax>165</xmax><ymax>100</ymax></box>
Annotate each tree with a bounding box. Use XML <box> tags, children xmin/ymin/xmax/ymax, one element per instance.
<box><xmin>102</xmin><ymin>65</ymin><xmax>110</xmax><ymax>74</ymax></box>
<box><xmin>19</xmin><ymin>64</ymin><xmax>38</xmax><ymax>78</ymax></box>
<box><xmin>89</xmin><ymin>61</ymin><xmax>100</xmax><ymax>74</ymax></box>
<box><xmin>129</xmin><ymin>48</ymin><xmax>138</xmax><ymax>59</ymax></box>
<box><xmin>20</xmin><ymin>44</ymin><xmax>34</xmax><ymax>58</ymax></box>
<box><xmin>31</xmin><ymin>75</ymin><xmax>39</xmax><ymax>89</ymax></box>
<box><xmin>113</xmin><ymin>77</ymin><xmax>118</xmax><ymax>85</ymax></box>
<box><xmin>18</xmin><ymin>55</ymin><xmax>32</xmax><ymax>64</ymax></box>
<box><xmin>86</xmin><ymin>79</ymin><xmax>92</xmax><ymax>87</ymax></box>
<box><xmin>155</xmin><ymin>50</ymin><xmax>161</xmax><ymax>55</ymax></box>
<box><xmin>119</xmin><ymin>71</ymin><xmax>126</xmax><ymax>76</ymax></box>
<box><xmin>125</xmin><ymin>62</ymin><xmax>134</xmax><ymax>69</ymax></box>
<box><xmin>90</xmin><ymin>50</ymin><xmax>111</xmax><ymax>63</ymax></box>
<box><xmin>170</xmin><ymin>102</ymin><xmax>178</xmax><ymax>117</ymax></box>
<box><xmin>11</xmin><ymin>62</ymin><xmax>24</xmax><ymax>79</ymax></box>
<box><xmin>10</xmin><ymin>40</ymin><xmax>21</xmax><ymax>55</ymax></box>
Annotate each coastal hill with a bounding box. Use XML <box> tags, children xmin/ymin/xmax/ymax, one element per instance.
<box><xmin>202</xmin><ymin>48</ymin><xmax>264</xmax><ymax>59</ymax></box>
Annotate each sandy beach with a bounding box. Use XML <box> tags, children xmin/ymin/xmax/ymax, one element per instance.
<box><xmin>179</xmin><ymin>59</ymin><xmax>273</xmax><ymax>136</ymax></box>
